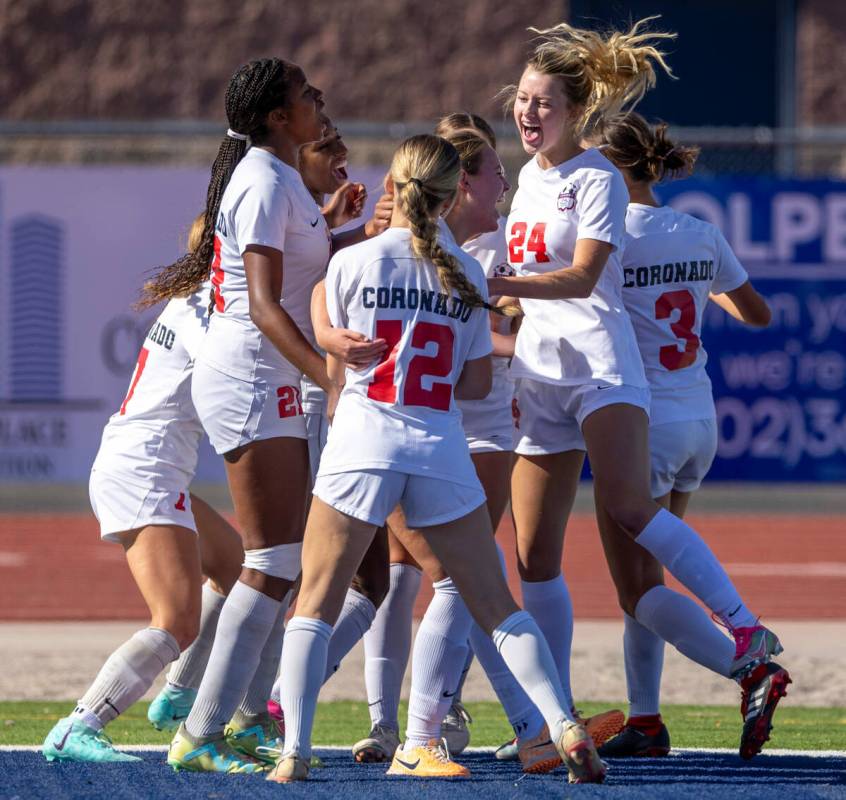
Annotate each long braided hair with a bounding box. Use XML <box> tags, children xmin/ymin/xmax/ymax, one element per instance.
<box><xmin>137</xmin><ymin>58</ymin><xmax>301</xmax><ymax>308</ymax></box>
<box><xmin>392</xmin><ymin>134</ymin><xmax>508</xmax><ymax>317</ymax></box>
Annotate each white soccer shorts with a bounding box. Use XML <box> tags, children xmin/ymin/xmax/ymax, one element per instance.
<box><xmin>649</xmin><ymin>418</ymin><xmax>718</xmax><ymax>498</ymax></box>
<box><xmin>191</xmin><ymin>359</ymin><xmax>307</xmax><ymax>455</ymax></box>
<box><xmin>514</xmin><ymin>377</ymin><xmax>651</xmax><ymax>456</ymax></box>
<box><xmin>313</xmin><ymin>468</ymin><xmax>486</xmax><ymax>529</ymax></box>
<box><xmin>89</xmin><ymin>469</ymin><xmax>196</xmax><ymax>542</ymax></box>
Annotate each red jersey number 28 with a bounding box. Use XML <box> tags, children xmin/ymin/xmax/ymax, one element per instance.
<box><xmin>368</xmin><ymin>320</ymin><xmax>454</xmax><ymax>411</ymax></box>
<box><xmin>509</xmin><ymin>222</ymin><xmax>549</xmax><ymax>264</ymax></box>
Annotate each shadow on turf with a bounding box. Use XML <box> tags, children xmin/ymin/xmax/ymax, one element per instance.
<box><xmin>3</xmin><ymin>750</ymin><xmax>844</xmax><ymax>799</ymax></box>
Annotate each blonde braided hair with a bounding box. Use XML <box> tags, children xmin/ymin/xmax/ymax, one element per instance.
<box><xmin>392</xmin><ymin>134</ymin><xmax>509</xmax><ymax>316</ymax></box>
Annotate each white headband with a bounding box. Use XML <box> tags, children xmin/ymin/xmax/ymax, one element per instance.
<box><xmin>226</xmin><ymin>128</ymin><xmax>248</xmax><ymax>141</ymax></box>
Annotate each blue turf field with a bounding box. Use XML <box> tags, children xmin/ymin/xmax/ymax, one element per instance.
<box><xmin>2</xmin><ymin>748</ymin><xmax>844</xmax><ymax>800</ymax></box>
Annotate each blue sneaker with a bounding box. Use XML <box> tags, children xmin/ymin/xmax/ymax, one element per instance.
<box><xmin>42</xmin><ymin>717</ymin><xmax>142</xmax><ymax>763</ymax></box>
<box><xmin>148</xmin><ymin>684</ymin><xmax>197</xmax><ymax>731</ymax></box>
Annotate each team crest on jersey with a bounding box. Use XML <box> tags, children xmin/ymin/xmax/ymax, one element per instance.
<box><xmin>557</xmin><ymin>182</ymin><xmax>577</xmax><ymax>213</ymax></box>
<box><xmin>492</xmin><ymin>262</ymin><xmax>516</xmax><ymax>277</ymax></box>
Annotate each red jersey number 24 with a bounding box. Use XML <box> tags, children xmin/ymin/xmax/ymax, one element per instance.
<box><xmin>509</xmin><ymin>222</ymin><xmax>549</xmax><ymax>264</ymax></box>
<box><xmin>367</xmin><ymin>320</ymin><xmax>454</xmax><ymax>411</ymax></box>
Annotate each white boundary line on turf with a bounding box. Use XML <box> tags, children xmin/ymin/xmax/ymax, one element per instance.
<box><xmin>3</xmin><ymin>745</ymin><xmax>845</xmax><ymax>757</ymax></box>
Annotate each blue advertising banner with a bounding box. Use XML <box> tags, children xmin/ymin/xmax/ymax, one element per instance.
<box><xmin>657</xmin><ymin>179</ymin><xmax>846</xmax><ymax>482</ymax></box>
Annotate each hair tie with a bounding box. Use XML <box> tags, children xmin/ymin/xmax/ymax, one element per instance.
<box><xmin>658</xmin><ymin>146</ymin><xmax>676</xmax><ymax>162</ymax></box>
<box><xmin>407</xmin><ymin>177</ymin><xmax>424</xmax><ymax>188</ymax></box>
<box><xmin>226</xmin><ymin>128</ymin><xmax>249</xmax><ymax>141</ymax></box>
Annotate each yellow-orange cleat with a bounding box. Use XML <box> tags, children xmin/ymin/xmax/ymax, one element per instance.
<box><xmin>555</xmin><ymin>721</ymin><xmax>606</xmax><ymax>784</ymax></box>
<box><xmin>518</xmin><ymin>724</ymin><xmax>561</xmax><ymax>774</ymax></box>
<box><xmin>386</xmin><ymin>739</ymin><xmax>469</xmax><ymax>778</ymax></box>
<box><xmin>574</xmin><ymin>708</ymin><xmax>625</xmax><ymax>749</ymax></box>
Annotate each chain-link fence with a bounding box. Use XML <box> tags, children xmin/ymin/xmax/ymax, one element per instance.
<box><xmin>1</xmin><ymin>122</ymin><xmax>846</xmax><ymax>179</ymax></box>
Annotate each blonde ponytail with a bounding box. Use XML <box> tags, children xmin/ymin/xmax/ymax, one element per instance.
<box><xmin>519</xmin><ymin>16</ymin><xmax>675</xmax><ymax>135</ymax></box>
<box><xmin>391</xmin><ymin>135</ymin><xmax>515</xmax><ymax>317</ymax></box>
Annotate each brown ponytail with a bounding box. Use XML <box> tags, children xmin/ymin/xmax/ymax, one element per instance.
<box><xmin>599</xmin><ymin>112</ymin><xmax>699</xmax><ymax>183</ymax></box>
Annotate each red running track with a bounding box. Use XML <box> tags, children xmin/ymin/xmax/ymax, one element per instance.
<box><xmin>1</xmin><ymin>513</ymin><xmax>844</xmax><ymax>620</ymax></box>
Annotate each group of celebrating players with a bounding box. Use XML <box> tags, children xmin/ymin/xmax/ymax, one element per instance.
<box><xmin>42</xmin><ymin>16</ymin><xmax>791</xmax><ymax>786</ymax></box>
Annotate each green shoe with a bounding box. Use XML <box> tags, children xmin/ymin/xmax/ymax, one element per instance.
<box><xmin>43</xmin><ymin>717</ymin><xmax>142</xmax><ymax>763</ymax></box>
<box><xmin>225</xmin><ymin>710</ymin><xmax>284</xmax><ymax>765</ymax></box>
<box><xmin>168</xmin><ymin>722</ymin><xmax>268</xmax><ymax>773</ymax></box>
<box><xmin>148</xmin><ymin>684</ymin><xmax>197</xmax><ymax>732</ymax></box>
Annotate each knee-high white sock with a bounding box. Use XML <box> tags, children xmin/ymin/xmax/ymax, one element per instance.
<box><xmin>623</xmin><ymin>613</ymin><xmax>664</xmax><ymax>717</ymax></box>
<box><xmin>492</xmin><ymin>610</ymin><xmax>574</xmax><ymax>741</ymax></box>
<box><xmin>635</xmin><ymin>585</ymin><xmax>735</xmax><ymax>678</ymax></box>
<box><xmin>364</xmin><ymin>563</ymin><xmax>421</xmax><ymax>731</ymax></box>
<box><xmin>469</xmin><ymin>622</ymin><xmax>544</xmax><ymax>738</ymax></box>
<box><xmin>452</xmin><ymin>646</ymin><xmax>474</xmax><ymax>705</ymax></box>
<box><xmin>635</xmin><ymin>509</ymin><xmax>756</xmax><ymax>628</ymax></box>
<box><xmin>239</xmin><ymin>591</ymin><xmax>290</xmax><ymax>717</ymax></box>
<box><xmin>323</xmin><ymin>589</ymin><xmax>376</xmax><ymax>684</ymax></box>
<box><xmin>520</xmin><ymin>575</ymin><xmax>574</xmax><ymax>710</ymax></box>
<box><xmin>185</xmin><ymin>581</ymin><xmax>281</xmax><ymax>738</ymax></box>
<box><xmin>280</xmin><ymin>616</ymin><xmax>332</xmax><ymax>760</ymax></box>
<box><xmin>74</xmin><ymin>627</ymin><xmax>180</xmax><ymax>730</ymax></box>
<box><xmin>405</xmin><ymin>577</ymin><xmax>473</xmax><ymax>748</ymax></box>
<box><xmin>166</xmin><ymin>583</ymin><xmax>226</xmax><ymax>691</ymax></box>
<box><xmin>468</xmin><ymin>543</ymin><xmax>543</xmax><ymax>738</ymax></box>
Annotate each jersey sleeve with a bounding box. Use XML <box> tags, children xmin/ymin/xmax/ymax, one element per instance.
<box><xmin>576</xmin><ymin>171</ymin><xmax>628</xmax><ymax>252</ymax></box>
<box><xmin>233</xmin><ymin>176</ymin><xmax>292</xmax><ymax>254</ymax></box>
<box><xmin>711</xmin><ymin>227</ymin><xmax>749</xmax><ymax>293</ymax></box>
<box><xmin>324</xmin><ymin>250</ymin><xmax>348</xmax><ymax>329</ymax></box>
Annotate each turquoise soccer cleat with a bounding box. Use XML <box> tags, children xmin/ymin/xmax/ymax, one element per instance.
<box><xmin>147</xmin><ymin>684</ymin><xmax>197</xmax><ymax>731</ymax></box>
<box><xmin>42</xmin><ymin>717</ymin><xmax>142</xmax><ymax>763</ymax></box>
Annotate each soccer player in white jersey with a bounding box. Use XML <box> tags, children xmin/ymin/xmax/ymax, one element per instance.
<box><xmin>42</xmin><ymin>219</ymin><xmax>243</xmax><ymax>764</ymax></box>
<box><xmin>352</xmin><ymin>116</ymin><xmax>623</xmax><ymax>772</ymax></box>
<box><xmin>268</xmin><ymin>134</ymin><xmax>605</xmax><ymax>785</ymax></box>
<box><xmin>138</xmin><ymin>58</ymin><xmax>335</xmax><ymax>774</ymax></box>
<box><xmin>591</xmin><ymin>113</ymin><xmax>789</xmax><ymax>760</ymax></box>
<box><xmin>488</xmin><ymin>18</ymin><xmax>787</xmax><ymax>770</ymax></box>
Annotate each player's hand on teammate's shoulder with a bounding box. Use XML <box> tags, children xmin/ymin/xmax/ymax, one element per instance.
<box><xmin>322</xmin><ymin>327</ymin><xmax>387</xmax><ymax>370</ymax></box>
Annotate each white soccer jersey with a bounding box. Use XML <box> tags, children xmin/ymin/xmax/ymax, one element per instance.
<box><xmin>319</xmin><ymin>227</ymin><xmax>492</xmax><ymax>487</ymax></box>
<box><xmin>202</xmin><ymin>147</ymin><xmax>331</xmax><ymax>380</ymax></box>
<box><xmin>622</xmin><ymin>203</ymin><xmax>748</xmax><ymax>423</ymax></box>
<box><xmin>458</xmin><ymin>216</ymin><xmax>515</xmax><ymax>440</ymax></box>
<box><xmin>93</xmin><ymin>285</ymin><xmax>209</xmax><ymax>487</ymax></box>
<box><xmin>507</xmin><ymin>149</ymin><xmax>646</xmax><ymax>387</ymax></box>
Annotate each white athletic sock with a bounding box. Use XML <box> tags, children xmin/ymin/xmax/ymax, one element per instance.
<box><xmin>452</xmin><ymin>645</ymin><xmax>474</xmax><ymax>705</ymax></box>
<box><xmin>469</xmin><ymin>622</ymin><xmax>544</xmax><ymax>739</ymax></box>
<box><xmin>492</xmin><ymin>610</ymin><xmax>574</xmax><ymax>741</ymax></box>
<box><xmin>166</xmin><ymin>583</ymin><xmax>226</xmax><ymax>691</ymax></box>
<box><xmin>239</xmin><ymin>591</ymin><xmax>290</xmax><ymax>717</ymax></box>
<box><xmin>635</xmin><ymin>585</ymin><xmax>735</xmax><ymax>678</ymax></box>
<box><xmin>185</xmin><ymin>581</ymin><xmax>281</xmax><ymax>738</ymax></box>
<box><xmin>468</xmin><ymin>543</ymin><xmax>543</xmax><ymax>738</ymax></box>
<box><xmin>623</xmin><ymin>613</ymin><xmax>664</xmax><ymax>717</ymax></box>
<box><xmin>364</xmin><ymin>563</ymin><xmax>421</xmax><ymax>731</ymax></box>
<box><xmin>520</xmin><ymin>575</ymin><xmax>574</xmax><ymax>710</ymax></box>
<box><xmin>635</xmin><ymin>508</ymin><xmax>757</xmax><ymax>628</ymax></box>
<box><xmin>323</xmin><ymin>589</ymin><xmax>376</xmax><ymax>683</ymax></box>
<box><xmin>75</xmin><ymin>627</ymin><xmax>180</xmax><ymax>729</ymax></box>
<box><xmin>280</xmin><ymin>616</ymin><xmax>332</xmax><ymax>760</ymax></box>
<box><xmin>405</xmin><ymin>577</ymin><xmax>473</xmax><ymax>748</ymax></box>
